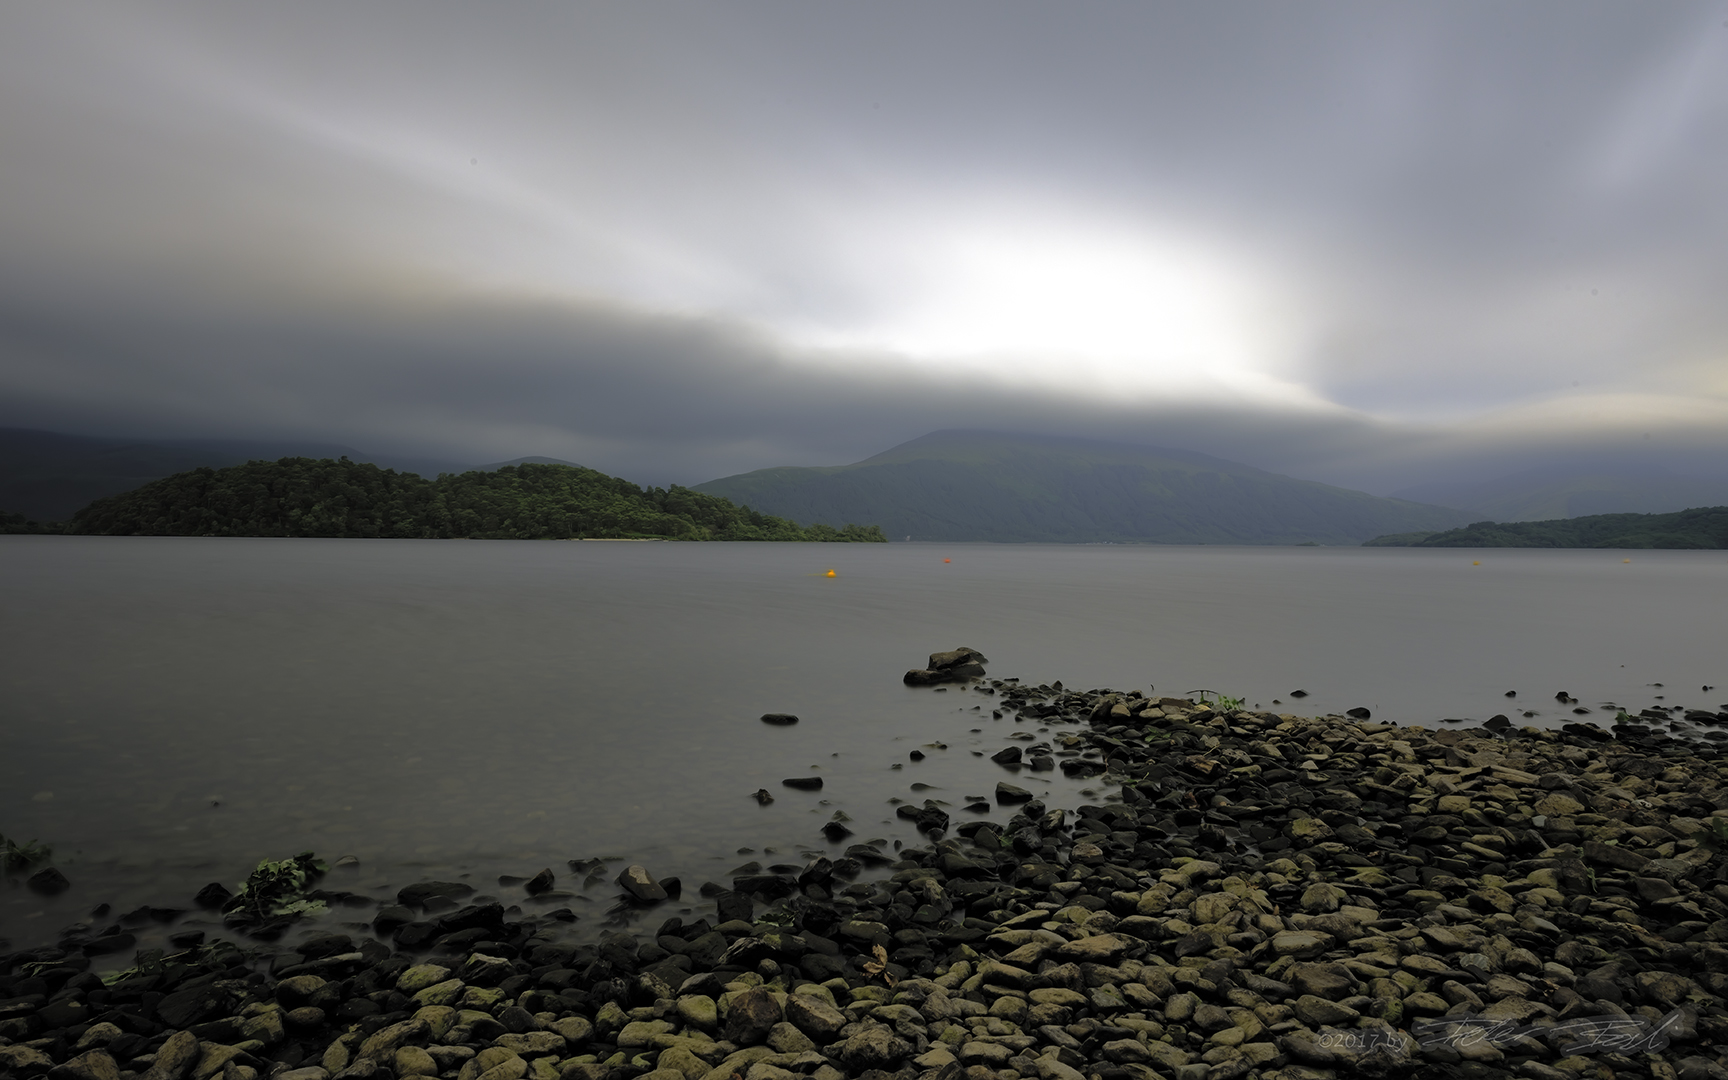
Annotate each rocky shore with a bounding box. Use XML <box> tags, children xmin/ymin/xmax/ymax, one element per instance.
<box><xmin>6</xmin><ymin>678</ymin><xmax>1728</xmax><ymax>1080</ymax></box>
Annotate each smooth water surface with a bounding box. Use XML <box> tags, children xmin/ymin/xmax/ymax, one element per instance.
<box><xmin>2</xmin><ymin>537</ymin><xmax>1724</xmax><ymax>953</ymax></box>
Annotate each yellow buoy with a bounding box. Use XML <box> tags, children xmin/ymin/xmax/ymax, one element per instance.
<box><xmin>1472</xmin><ymin>560</ymin><xmax>1480</xmax><ymax>566</ymax></box>
<box><xmin>1623</xmin><ymin>558</ymin><xmax>1631</xmax><ymax>563</ymax></box>
<box><xmin>824</xmin><ymin>569</ymin><xmax>837</xmax><ymax>577</ymax></box>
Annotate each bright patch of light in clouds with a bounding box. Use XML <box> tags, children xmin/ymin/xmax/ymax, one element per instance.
<box><xmin>778</xmin><ymin>209</ymin><xmax>1322</xmax><ymax>408</ymax></box>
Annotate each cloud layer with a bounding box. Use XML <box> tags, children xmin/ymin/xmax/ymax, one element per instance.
<box><xmin>3</xmin><ymin>3</ymin><xmax>1726</xmax><ymax>492</ymax></box>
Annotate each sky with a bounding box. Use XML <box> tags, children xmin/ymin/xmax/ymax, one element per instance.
<box><xmin>2</xmin><ymin>3</ymin><xmax>1727</xmax><ymax>494</ymax></box>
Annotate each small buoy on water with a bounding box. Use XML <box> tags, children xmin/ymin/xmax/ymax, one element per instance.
<box><xmin>824</xmin><ymin>569</ymin><xmax>837</xmax><ymax>577</ymax></box>
<box><xmin>943</xmin><ymin>558</ymin><xmax>951</xmax><ymax>563</ymax></box>
<box><xmin>1623</xmin><ymin>558</ymin><xmax>1631</xmax><ymax>563</ymax></box>
<box><xmin>1472</xmin><ymin>560</ymin><xmax>1480</xmax><ymax>566</ymax></box>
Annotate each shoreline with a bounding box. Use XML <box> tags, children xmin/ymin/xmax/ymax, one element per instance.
<box><xmin>5</xmin><ymin>686</ymin><xmax>1728</xmax><ymax>1080</ymax></box>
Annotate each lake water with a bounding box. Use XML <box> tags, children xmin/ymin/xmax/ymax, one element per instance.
<box><xmin>2</xmin><ymin>537</ymin><xmax>1724</xmax><ymax>956</ymax></box>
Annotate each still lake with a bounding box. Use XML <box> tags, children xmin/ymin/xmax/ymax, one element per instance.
<box><xmin>2</xmin><ymin>536</ymin><xmax>1724</xmax><ymax>954</ymax></box>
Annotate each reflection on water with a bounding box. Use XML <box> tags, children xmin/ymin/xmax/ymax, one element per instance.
<box><xmin>2</xmin><ymin>537</ymin><xmax>1723</xmax><ymax>954</ymax></box>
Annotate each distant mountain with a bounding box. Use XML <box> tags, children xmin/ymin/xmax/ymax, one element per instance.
<box><xmin>65</xmin><ymin>458</ymin><xmax>887</xmax><ymax>542</ymax></box>
<box><xmin>0</xmin><ymin>427</ymin><xmax>465</xmax><ymax>521</ymax></box>
<box><xmin>1364</xmin><ymin>506</ymin><xmax>1728</xmax><ymax>548</ymax></box>
<box><xmin>1391</xmin><ymin>465</ymin><xmax>1728</xmax><ymax>522</ymax></box>
<box><xmin>693</xmin><ymin>430</ymin><xmax>1476</xmax><ymax>544</ymax></box>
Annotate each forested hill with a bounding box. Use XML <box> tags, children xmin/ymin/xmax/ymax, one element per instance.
<box><xmin>1363</xmin><ymin>505</ymin><xmax>1728</xmax><ymax>548</ymax></box>
<box><xmin>694</xmin><ymin>430</ymin><xmax>1474</xmax><ymax>544</ymax></box>
<box><xmin>58</xmin><ymin>458</ymin><xmax>887</xmax><ymax>541</ymax></box>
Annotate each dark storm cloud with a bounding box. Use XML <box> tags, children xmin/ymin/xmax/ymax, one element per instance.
<box><xmin>6</xmin><ymin>280</ymin><xmax>1721</xmax><ymax>494</ymax></box>
<box><xmin>1</xmin><ymin>3</ymin><xmax>1726</xmax><ymax>491</ymax></box>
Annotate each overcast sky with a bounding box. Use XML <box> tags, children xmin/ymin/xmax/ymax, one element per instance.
<box><xmin>3</xmin><ymin>3</ymin><xmax>1726</xmax><ymax>492</ymax></box>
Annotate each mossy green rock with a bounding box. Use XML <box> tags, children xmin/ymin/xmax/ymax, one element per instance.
<box><xmin>676</xmin><ymin>995</ymin><xmax>718</xmax><ymax>1030</ymax></box>
<box><xmin>413</xmin><ymin>979</ymin><xmax>465</xmax><ymax>1007</ymax></box>
<box><xmin>397</xmin><ymin>964</ymin><xmax>453</xmax><ymax>994</ymax></box>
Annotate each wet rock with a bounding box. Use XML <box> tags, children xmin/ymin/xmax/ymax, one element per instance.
<box><xmin>961</xmin><ymin>1041</ymin><xmax>1014</xmax><ymax>1068</ymax></box>
<box><xmin>139</xmin><ymin>1030</ymin><xmax>201</xmax><ymax>1080</ymax></box>
<box><xmin>461</xmin><ymin>953</ymin><xmax>514</xmax><ymax>986</ymax></box>
<box><xmin>1054</xmin><ymin>933</ymin><xmax>1132</xmax><ymax>963</ymax></box>
<box><xmin>397</xmin><ymin>880</ymin><xmax>474</xmax><ymax>907</ymax></box>
<box><xmin>1634</xmin><ymin>971</ymin><xmax>1700</xmax><ymax>1008</ymax></box>
<box><xmin>1288</xmin><ymin>962</ymin><xmax>1354</xmax><ymax>1000</ymax></box>
<box><xmin>0</xmin><ymin>1046</ymin><xmax>55</xmax><ymax>1077</ymax></box>
<box><xmin>1292</xmin><ymin>995</ymin><xmax>1360</xmax><ymax>1026</ymax></box>
<box><xmin>1299</xmin><ymin>882</ymin><xmax>1346</xmax><ymax>912</ymax></box>
<box><xmin>192</xmin><ymin>881</ymin><xmax>234</xmax><ymax>908</ymax></box>
<box><xmin>239</xmin><ymin>1010</ymin><xmax>285</xmax><ymax>1046</ymax></box>
<box><xmin>781</xmin><ymin>777</ymin><xmax>823</xmax><ymax>791</ymax></box>
<box><xmin>1272</xmin><ymin>931</ymin><xmax>1335</xmax><ymax>958</ymax></box>
<box><xmin>724</xmin><ymin>986</ymin><xmax>784</xmax><ymax>1045</ymax></box>
<box><xmin>904</xmin><ymin>647</ymin><xmax>987</xmax><ymax>685</ymax></box>
<box><xmin>26</xmin><ymin>867</ymin><xmax>70</xmax><ymax>895</ymax></box>
<box><xmin>1279</xmin><ymin>1030</ymin><xmax>1337</xmax><ymax>1066</ymax></box>
<box><xmin>358</xmin><ymin>1017</ymin><xmax>430</xmax><ymax>1062</ymax></box>
<box><xmin>189</xmin><ymin>1043</ymin><xmax>249</xmax><ymax>1080</ymax></box>
<box><xmin>457</xmin><ymin>1048</ymin><xmax>525</xmax><ymax>1080</ymax></box>
<box><xmin>48</xmin><ymin>1049</ymin><xmax>121</xmax><ymax>1080</ymax></box>
<box><xmin>760</xmin><ymin>713</ymin><xmax>799</xmax><ymax>725</ymax></box>
<box><xmin>1583</xmin><ymin>839</ymin><xmax>1650</xmax><ymax>872</ymax></box>
<box><xmin>494</xmin><ymin>1032</ymin><xmax>565</xmax><ymax>1057</ymax></box>
<box><xmin>783</xmin><ymin>994</ymin><xmax>847</xmax><ymax>1042</ymax></box>
<box><xmin>1534</xmin><ymin>792</ymin><xmax>1585</xmax><ymax>816</ymax></box>
<box><xmin>397</xmin><ymin>964</ymin><xmax>453</xmax><ymax>993</ymax></box>
<box><xmin>157</xmin><ymin>984</ymin><xmax>228</xmax><ymax>1029</ymax></box>
<box><xmin>616</xmin><ymin>864</ymin><xmax>669</xmax><ymax>903</ymax></box>
<box><xmin>1286</xmin><ymin>818</ymin><xmax>1334</xmax><ymax>843</ymax></box>
<box><xmin>839</xmin><ymin>1026</ymin><xmax>913</xmax><ymax>1071</ymax></box>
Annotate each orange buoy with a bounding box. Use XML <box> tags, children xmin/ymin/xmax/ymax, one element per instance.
<box><xmin>943</xmin><ymin>558</ymin><xmax>951</xmax><ymax>563</ymax></box>
<box><xmin>824</xmin><ymin>569</ymin><xmax>837</xmax><ymax>577</ymax></box>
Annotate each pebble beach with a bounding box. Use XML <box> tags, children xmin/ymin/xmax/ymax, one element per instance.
<box><xmin>6</xmin><ymin>661</ymin><xmax>1728</xmax><ymax>1080</ymax></box>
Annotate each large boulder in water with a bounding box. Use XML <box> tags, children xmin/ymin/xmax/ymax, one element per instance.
<box><xmin>904</xmin><ymin>646</ymin><xmax>988</xmax><ymax>685</ymax></box>
<box><xmin>615</xmin><ymin>864</ymin><xmax>667</xmax><ymax>903</ymax></box>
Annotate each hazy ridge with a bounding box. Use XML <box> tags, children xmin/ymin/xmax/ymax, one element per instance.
<box><xmin>694</xmin><ymin>430</ymin><xmax>1477</xmax><ymax>544</ymax></box>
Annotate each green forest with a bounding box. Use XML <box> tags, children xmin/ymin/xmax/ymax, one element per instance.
<box><xmin>1</xmin><ymin>509</ymin><xmax>58</xmax><ymax>534</ymax></box>
<box><xmin>1364</xmin><ymin>505</ymin><xmax>1728</xmax><ymax>548</ymax></box>
<box><xmin>8</xmin><ymin>458</ymin><xmax>887</xmax><ymax>541</ymax></box>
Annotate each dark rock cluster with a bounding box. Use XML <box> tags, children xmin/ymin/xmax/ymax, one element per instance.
<box><xmin>6</xmin><ymin>679</ymin><xmax>1728</xmax><ymax>1080</ymax></box>
<box><xmin>904</xmin><ymin>651</ymin><xmax>988</xmax><ymax>688</ymax></box>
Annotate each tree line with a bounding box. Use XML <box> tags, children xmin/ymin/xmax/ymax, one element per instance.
<box><xmin>1364</xmin><ymin>505</ymin><xmax>1728</xmax><ymax>548</ymax></box>
<box><xmin>4</xmin><ymin>458</ymin><xmax>888</xmax><ymax>541</ymax></box>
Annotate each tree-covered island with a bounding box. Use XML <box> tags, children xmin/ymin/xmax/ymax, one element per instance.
<box><xmin>54</xmin><ymin>458</ymin><xmax>888</xmax><ymax>541</ymax></box>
